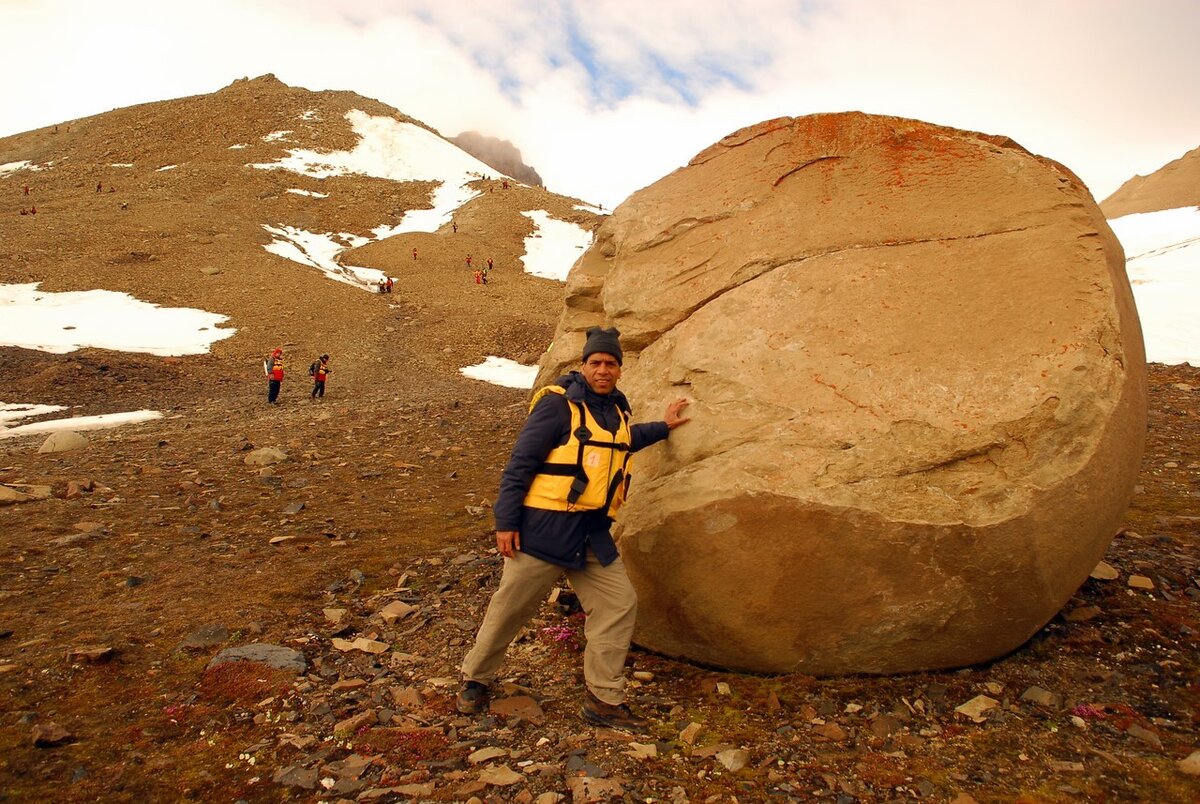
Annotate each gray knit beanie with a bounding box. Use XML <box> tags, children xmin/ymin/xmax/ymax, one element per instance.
<box><xmin>581</xmin><ymin>326</ymin><xmax>623</xmax><ymax>365</ymax></box>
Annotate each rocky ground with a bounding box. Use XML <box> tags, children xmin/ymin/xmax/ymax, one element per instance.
<box><xmin>0</xmin><ymin>360</ymin><xmax>1196</xmax><ymax>803</ymax></box>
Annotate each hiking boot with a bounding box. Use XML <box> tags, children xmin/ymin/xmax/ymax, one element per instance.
<box><xmin>579</xmin><ymin>691</ymin><xmax>650</xmax><ymax>733</ymax></box>
<box><xmin>456</xmin><ymin>680</ymin><xmax>490</xmax><ymax>714</ymax></box>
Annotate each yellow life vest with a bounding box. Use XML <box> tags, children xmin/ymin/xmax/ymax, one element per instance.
<box><xmin>523</xmin><ymin>385</ymin><xmax>633</xmax><ymax>516</ymax></box>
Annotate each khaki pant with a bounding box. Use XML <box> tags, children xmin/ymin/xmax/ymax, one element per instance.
<box><xmin>460</xmin><ymin>550</ymin><xmax>637</xmax><ymax>705</ymax></box>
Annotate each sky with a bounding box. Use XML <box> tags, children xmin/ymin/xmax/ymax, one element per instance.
<box><xmin>1</xmin><ymin>0</ymin><xmax>1198</xmax><ymax>209</ymax></box>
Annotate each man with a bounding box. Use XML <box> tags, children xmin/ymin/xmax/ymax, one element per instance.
<box><xmin>265</xmin><ymin>348</ymin><xmax>284</xmax><ymax>403</ymax></box>
<box><xmin>457</xmin><ymin>327</ymin><xmax>690</xmax><ymax>732</ymax></box>
<box><xmin>310</xmin><ymin>354</ymin><xmax>331</xmax><ymax>399</ymax></box>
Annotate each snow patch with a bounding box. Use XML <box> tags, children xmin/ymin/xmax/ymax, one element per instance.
<box><xmin>1109</xmin><ymin>207</ymin><xmax>1200</xmax><ymax>366</ymax></box>
<box><xmin>251</xmin><ymin>111</ymin><xmax>499</xmax><ymax>183</ymax></box>
<box><xmin>0</xmin><ymin>283</ymin><xmax>235</xmax><ymax>356</ymax></box>
<box><xmin>0</xmin><ymin>160</ymin><xmax>36</xmax><ymax>177</ymax></box>
<box><xmin>460</xmin><ymin>357</ymin><xmax>538</xmax><ymax>389</ymax></box>
<box><xmin>110</xmin><ymin>163</ymin><xmax>134</xmax><ymax>168</ymax></box>
<box><xmin>228</xmin><ymin>143</ymin><xmax>248</xmax><ymax>150</ymax></box>
<box><xmin>376</xmin><ymin>183</ymin><xmax>481</xmax><ymax>237</ymax></box>
<box><xmin>258</xmin><ymin>110</ymin><xmax>504</xmax><ymax>284</ymax></box>
<box><xmin>299</xmin><ymin>109</ymin><xmax>319</xmax><ymax>121</ymax></box>
<box><xmin>262</xmin><ymin>226</ymin><xmax>385</xmax><ymax>289</ymax></box>
<box><xmin>519</xmin><ymin>211</ymin><xmax>593</xmax><ymax>281</ymax></box>
<box><xmin>0</xmin><ymin>409</ymin><xmax>163</xmax><ymax>438</ymax></box>
<box><xmin>0</xmin><ymin>402</ymin><xmax>66</xmax><ymax>426</ymax></box>
<box><xmin>263</xmin><ymin>130</ymin><xmax>293</xmax><ymax>142</ymax></box>
<box><xmin>156</xmin><ymin>165</ymin><xmax>177</xmax><ymax>172</ymax></box>
<box><xmin>286</xmin><ymin>188</ymin><xmax>329</xmax><ymax>198</ymax></box>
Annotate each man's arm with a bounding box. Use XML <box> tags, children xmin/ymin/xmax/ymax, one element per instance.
<box><xmin>493</xmin><ymin>395</ymin><xmax>568</xmax><ymax>557</ymax></box>
<box><xmin>630</xmin><ymin>398</ymin><xmax>690</xmax><ymax>452</ymax></box>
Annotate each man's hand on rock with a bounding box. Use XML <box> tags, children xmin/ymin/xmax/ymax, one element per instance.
<box><xmin>664</xmin><ymin>398</ymin><xmax>691</xmax><ymax>430</ymax></box>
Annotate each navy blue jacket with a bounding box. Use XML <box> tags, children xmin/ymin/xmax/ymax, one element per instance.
<box><xmin>494</xmin><ymin>372</ymin><xmax>670</xmax><ymax>569</ymax></box>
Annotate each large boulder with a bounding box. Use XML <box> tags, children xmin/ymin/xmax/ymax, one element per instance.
<box><xmin>537</xmin><ymin>113</ymin><xmax>1147</xmax><ymax>675</ymax></box>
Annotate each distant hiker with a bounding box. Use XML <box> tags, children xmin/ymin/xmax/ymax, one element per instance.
<box><xmin>412</xmin><ymin>247</ymin><xmax>418</xmax><ymax>261</ymax></box>
<box><xmin>29</xmin><ymin>205</ymin><xmax>36</xmax><ymax>215</ymax></box>
<box><xmin>19</xmin><ymin>208</ymin><xmax>27</xmax><ymax>216</ymax></box>
<box><xmin>23</xmin><ymin>184</ymin><xmax>29</xmax><ymax>196</ymax></box>
<box><xmin>481</xmin><ymin>267</ymin><xmax>489</xmax><ymax>285</ymax></box>
<box><xmin>452</xmin><ymin>221</ymin><xmax>458</xmax><ymax>234</ymax></box>
<box><xmin>487</xmin><ymin>257</ymin><xmax>493</xmax><ymax>271</ymax></box>
<box><xmin>310</xmin><ymin>354</ymin><xmax>331</xmax><ymax>399</ymax></box>
<box><xmin>96</xmin><ymin>182</ymin><xmax>102</xmax><ymax>193</ymax></box>
<box><xmin>473</xmin><ymin>269</ymin><xmax>482</xmax><ymax>285</ymax></box>
<box><xmin>502</xmin><ymin>180</ymin><xmax>509</xmax><ymax>190</ymax></box>
<box><xmin>265</xmin><ymin>348</ymin><xmax>284</xmax><ymax>403</ymax></box>
<box><xmin>378</xmin><ymin>278</ymin><xmax>386</xmax><ymax>294</ymax></box>
<box><xmin>385</xmin><ymin>276</ymin><xmax>394</xmax><ymax>293</ymax></box>
<box><xmin>466</xmin><ymin>254</ymin><xmax>472</xmax><ymax>268</ymax></box>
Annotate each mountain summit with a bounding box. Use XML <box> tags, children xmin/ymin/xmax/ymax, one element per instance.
<box><xmin>450</xmin><ymin>131</ymin><xmax>543</xmax><ymax>187</ymax></box>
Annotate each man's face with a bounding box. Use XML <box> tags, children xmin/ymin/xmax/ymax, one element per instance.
<box><xmin>581</xmin><ymin>353</ymin><xmax>621</xmax><ymax>395</ymax></box>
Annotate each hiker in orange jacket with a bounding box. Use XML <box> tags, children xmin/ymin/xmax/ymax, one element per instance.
<box><xmin>310</xmin><ymin>354</ymin><xmax>331</xmax><ymax>399</ymax></box>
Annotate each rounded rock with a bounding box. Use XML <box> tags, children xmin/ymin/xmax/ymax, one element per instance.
<box><xmin>537</xmin><ymin>113</ymin><xmax>1147</xmax><ymax>675</ymax></box>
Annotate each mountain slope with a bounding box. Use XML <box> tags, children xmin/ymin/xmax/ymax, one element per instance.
<box><xmin>0</xmin><ymin>75</ymin><xmax>597</xmax><ymax>407</ymax></box>
<box><xmin>1101</xmin><ymin>144</ymin><xmax>1200</xmax><ymax>217</ymax></box>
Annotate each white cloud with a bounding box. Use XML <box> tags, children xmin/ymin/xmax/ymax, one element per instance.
<box><xmin>0</xmin><ymin>0</ymin><xmax>1197</xmax><ymax>209</ymax></box>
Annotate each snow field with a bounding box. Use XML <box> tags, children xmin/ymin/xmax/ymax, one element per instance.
<box><xmin>1109</xmin><ymin>207</ymin><xmax>1200</xmax><ymax>366</ymax></box>
<box><xmin>0</xmin><ymin>283</ymin><xmax>235</xmax><ymax>356</ymax></box>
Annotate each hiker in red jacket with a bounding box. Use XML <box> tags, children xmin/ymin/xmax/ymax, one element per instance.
<box><xmin>265</xmin><ymin>348</ymin><xmax>284</xmax><ymax>403</ymax></box>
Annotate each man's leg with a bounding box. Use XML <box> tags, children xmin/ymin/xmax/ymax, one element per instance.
<box><xmin>461</xmin><ymin>550</ymin><xmax>562</xmax><ymax>684</ymax></box>
<box><xmin>566</xmin><ymin>554</ymin><xmax>638</xmax><ymax>706</ymax></box>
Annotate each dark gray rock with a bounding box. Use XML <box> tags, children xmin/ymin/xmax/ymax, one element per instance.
<box><xmin>178</xmin><ymin>624</ymin><xmax>230</xmax><ymax>651</ymax></box>
<box><xmin>207</xmin><ymin>643</ymin><xmax>308</xmax><ymax>674</ymax></box>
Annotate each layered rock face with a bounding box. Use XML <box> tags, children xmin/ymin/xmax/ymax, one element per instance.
<box><xmin>537</xmin><ymin>113</ymin><xmax>1147</xmax><ymax>675</ymax></box>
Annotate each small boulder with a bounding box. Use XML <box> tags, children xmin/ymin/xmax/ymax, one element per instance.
<box><xmin>38</xmin><ymin>431</ymin><xmax>88</xmax><ymax>454</ymax></box>
<box><xmin>31</xmin><ymin>722</ymin><xmax>73</xmax><ymax>747</ymax></box>
<box><xmin>244</xmin><ymin>447</ymin><xmax>287</xmax><ymax>466</ymax></box>
<box><xmin>0</xmin><ymin>486</ymin><xmax>32</xmax><ymax>506</ymax></box>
